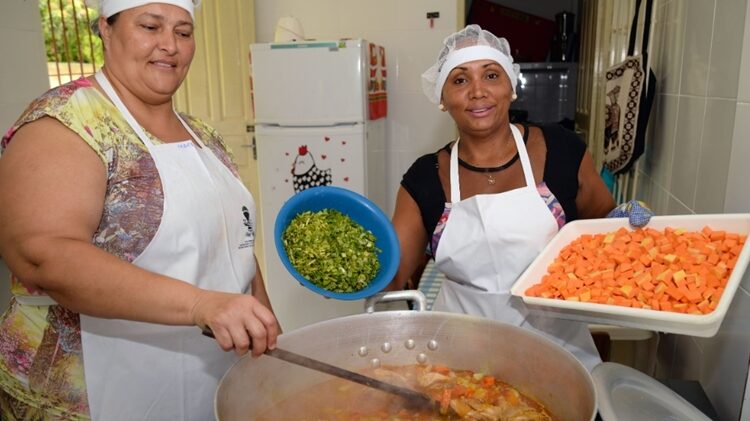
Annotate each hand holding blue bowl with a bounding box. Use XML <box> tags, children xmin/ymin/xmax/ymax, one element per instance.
<box><xmin>274</xmin><ymin>186</ymin><xmax>400</xmax><ymax>300</ymax></box>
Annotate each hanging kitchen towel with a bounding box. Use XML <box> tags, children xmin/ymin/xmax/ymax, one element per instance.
<box><xmin>603</xmin><ymin>0</ymin><xmax>656</xmax><ymax>175</ymax></box>
<box><xmin>368</xmin><ymin>43</ymin><xmax>387</xmax><ymax>120</ymax></box>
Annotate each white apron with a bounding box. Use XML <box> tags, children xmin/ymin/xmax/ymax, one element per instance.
<box><xmin>433</xmin><ymin>124</ymin><xmax>601</xmax><ymax>371</ymax></box>
<box><xmin>74</xmin><ymin>71</ymin><xmax>258</xmax><ymax>420</ymax></box>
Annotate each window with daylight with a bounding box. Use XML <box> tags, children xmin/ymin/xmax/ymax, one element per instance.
<box><xmin>40</xmin><ymin>0</ymin><xmax>101</xmax><ymax>88</ymax></box>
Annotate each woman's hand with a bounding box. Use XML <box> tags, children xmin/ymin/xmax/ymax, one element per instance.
<box><xmin>607</xmin><ymin>200</ymin><xmax>654</xmax><ymax>227</ymax></box>
<box><xmin>190</xmin><ymin>290</ymin><xmax>280</xmax><ymax>357</ymax></box>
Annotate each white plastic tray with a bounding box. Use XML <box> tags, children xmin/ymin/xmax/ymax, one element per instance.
<box><xmin>510</xmin><ymin>214</ymin><xmax>750</xmax><ymax>337</ymax></box>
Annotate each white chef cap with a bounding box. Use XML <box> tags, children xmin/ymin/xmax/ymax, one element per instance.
<box><xmin>86</xmin><ymin>0</ymin><xmax>201</xmax><ymax>19</ymax></box>
<box><xmin>421</xmin><ymin>24</ymin><xmax>520</xmax><ymax>104</ymax></box>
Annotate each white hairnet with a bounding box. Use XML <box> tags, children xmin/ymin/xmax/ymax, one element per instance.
<box><xmin>86</xmin><ymin>0</ymin><xmax>201</xmax><ymax>19</ymax></box>
<box><xmin>421</xmin><ymin>24</ymin><xmax>520</xmax><ymax>104</ymax></box>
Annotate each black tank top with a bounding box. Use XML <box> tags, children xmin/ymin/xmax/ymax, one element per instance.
<box><xmin>401</xmin><ymin>123</ymin><xmax>586</xmax><ymax>238</ymax></box>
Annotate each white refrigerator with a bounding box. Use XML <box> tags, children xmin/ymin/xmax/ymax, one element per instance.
<box><xmin>249</xmin><ymin>39</ymin><xmax>388</xmax><ymax>331</ymax></box>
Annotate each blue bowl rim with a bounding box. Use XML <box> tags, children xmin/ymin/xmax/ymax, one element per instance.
<box><xmin>274</xmin><ymin>186</ymin><xmax>400</xmax><ymax>300</ymax></box>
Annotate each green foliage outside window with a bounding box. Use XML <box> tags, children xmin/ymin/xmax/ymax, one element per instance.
<box><xmin>40</xmin><ymin>0</ymin><xmax>102</xmax><ymax>65</ymax></box>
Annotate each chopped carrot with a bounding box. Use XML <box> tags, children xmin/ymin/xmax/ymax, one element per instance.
<box><xmin>524</xmin><ymin>225</ymin><xmax>745</xmax><ymax>315</ymax></box>
<box><xmin>433</xmin><ymin>364</ymin><xmax>451</xmax><ymax>375</ymax></box>
<box><xmin>482</xmin><ymin>375</ymin><xmax>496</xmax><ymax>387</ymax></box>
<box><xmin>650</xmin><ymin>299</ymin><xmax>660</xmax><ymax>311</ymax></box>
<box><xmin>440</xmin><ymin>388</ymin><xmax>451</xmax><ymax>414</ymax></box>
<box><xmin>666</xmin><ymin>287</ymin><xmax>683</xmax><ymax>301</ymax></box>
<box><xmin>451</xmin><ymin>384</ymin><xmax>469</xmax><ymax>398</ymax></box>
<box><xmin>709</xmin><ymin>230</ymin><xmax>726</xmax><ymax>240</ymax></box>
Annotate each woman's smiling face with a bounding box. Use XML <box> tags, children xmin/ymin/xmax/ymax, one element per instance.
<box><xmin>441</xmin><ymin>59</ymin><xmax>514</xmax><ymax>137</ymax></box>
<box><xmin>100</xmin><ymin>3</ymin><xmax>195</xmax><ymax>104</ymax></box>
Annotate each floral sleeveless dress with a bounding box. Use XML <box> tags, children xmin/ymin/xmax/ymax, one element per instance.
<box><xmin>0</xmin><ymin>78</ymin><xmax>238</xmax><ymax>419</ymax></box>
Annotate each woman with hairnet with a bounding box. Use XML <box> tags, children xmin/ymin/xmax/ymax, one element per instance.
<box><xmin>0</xmin><ymin>1</ymin><xmax>279</xmax><ymax>419</ymax></box>
<box><xmin>388</xmin><ymin>25</ymin><xmax>617</xmax><ymax>371</ymax></box>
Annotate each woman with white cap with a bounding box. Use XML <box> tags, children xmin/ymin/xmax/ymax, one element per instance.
<box><xmin>0</xmin><ymin>1</ymin><xmax>279</xmax><ymax>419</ymax></box>
<box><xmin>388</xmin><ymin>25</ymin><xmax>617</xmax><ymax>371</ymax></box>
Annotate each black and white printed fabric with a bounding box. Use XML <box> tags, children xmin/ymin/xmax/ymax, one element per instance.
<box><xmin>603</xmin><ymin>0</ymin><xmax>656</xmax><ymax>175</ymax></box>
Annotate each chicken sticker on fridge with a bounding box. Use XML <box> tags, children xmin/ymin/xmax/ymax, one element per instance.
<box><xmin>292</xmin><ymin>145</ymin><xmax>332</xmax><ymax>193</ymax></box>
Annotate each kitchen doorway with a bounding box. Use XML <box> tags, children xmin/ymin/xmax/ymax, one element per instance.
<box><xmin>465</xmin><ymin>0</ymin><xmax>647</xmax><ymax>197</ymax></box>
<box><xmin>464</xmin><ymin>1</ymin><xmax>582</xmax><ymax>128</ymax></box>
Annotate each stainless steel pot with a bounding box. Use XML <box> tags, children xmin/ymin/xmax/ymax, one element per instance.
<box><xmin>215</xmin><ymin>292</ymin><xmax>597</xmax><ymax>420</ymax></box>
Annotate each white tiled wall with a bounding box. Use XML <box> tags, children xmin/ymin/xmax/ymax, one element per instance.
<box><xmin>253</xmin><ymin>0</ymin><xmax>461</xmax><ymax>214</ymax></box>
<box><xmin>669</xmin><ymin>95</ymin><xmax>705</xmax><ymax>207</ymax></box>
<box><xmin>726</xmin><ymin>102</ymin><xmax>750</xmax><ymax>214</ymax></box>
<box><xmin>695</xmin><ymin>98</ymin><xmax>734</xmax><ymax>214</ymax></box>
<box><xmin>637</xmin><ymin>0</ymin><xmax>750</xmax><ymax>419</ymax></box>
<box><xmin>708</xmin><ymin>0</ymin><xmax>746</xmax><ymax>99</ymax></box>
<box><xmin>0</xmin><ymin>1</ymin><xmax>50</xmax><ymax>313</ymax></box>
<box><xmin>678</xmin><ymin>0</ymin><xmax>713</xmax><ymax>97</ymax></box>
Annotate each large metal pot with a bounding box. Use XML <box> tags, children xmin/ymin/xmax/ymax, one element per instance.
<box><xmin>215</xmin><ymin>292</ymin><xmax>596</xmax><ymax>420</ymax></box>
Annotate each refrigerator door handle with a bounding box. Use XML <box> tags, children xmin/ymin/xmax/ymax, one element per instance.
<box><xmin>243</xmin><ymin>124</ymin><xmax>257</xmax><ymax>160</ymax></box>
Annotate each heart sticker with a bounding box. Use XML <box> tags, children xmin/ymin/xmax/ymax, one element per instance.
<box><xmin>321</xmin><ymin>154</ymin><xmax>327</xmax><ymax>159</ymax></box>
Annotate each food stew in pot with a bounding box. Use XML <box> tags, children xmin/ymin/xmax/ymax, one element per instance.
<box><xmin>256</xmin><ymin>363</ymin><xmax>555</xmax><ymax>420</ymax></box>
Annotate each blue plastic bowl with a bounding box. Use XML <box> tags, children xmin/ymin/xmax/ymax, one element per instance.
<box><xmin>274</xmin><ymin>186</ymin><xmax>400</xmax><ymax>300</ymax></box>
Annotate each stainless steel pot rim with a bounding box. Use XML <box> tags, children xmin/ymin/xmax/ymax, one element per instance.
<box><xmin>215</xmin><ymin>309</ymin><xmax>598</xmax><ymax>421</ymax></box>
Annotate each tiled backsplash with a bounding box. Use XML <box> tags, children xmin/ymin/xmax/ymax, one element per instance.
<box><xmin>637</xmin><ymin>0</ymin><xmax>750</xmax><ymax>419</ymax></box>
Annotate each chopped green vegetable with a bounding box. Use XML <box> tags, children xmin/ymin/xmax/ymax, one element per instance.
<box><xmin>282</xmin><ymin>209</ymin><xmax>381</xmax><ymax>293</ymax></box>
